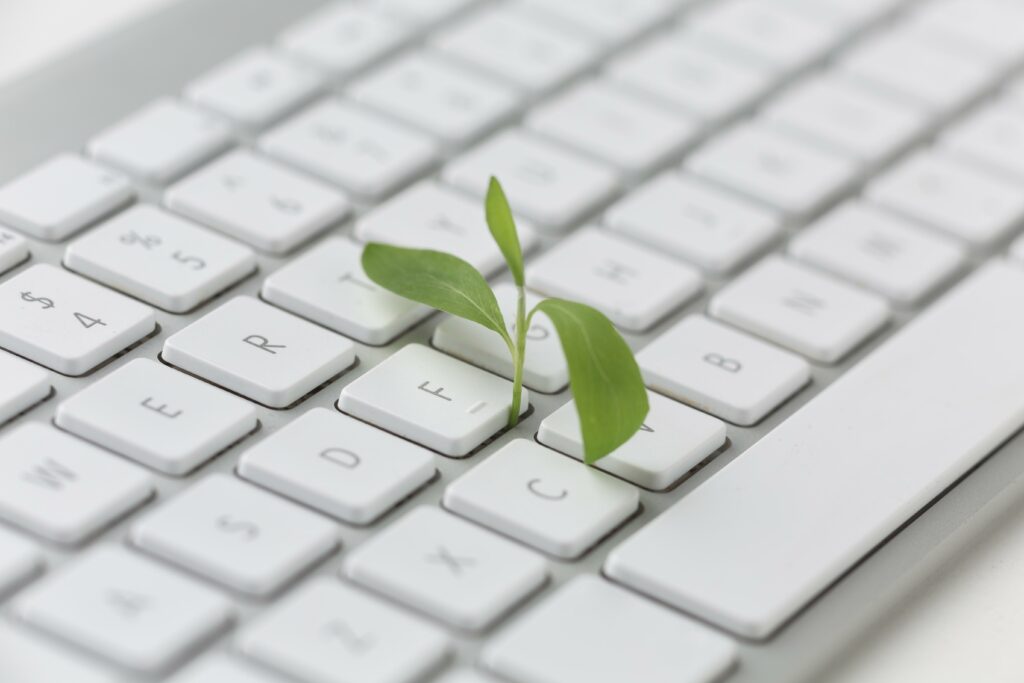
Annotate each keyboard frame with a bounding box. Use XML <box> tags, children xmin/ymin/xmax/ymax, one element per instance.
<box><xmin>2</xmin><ymin>0</ymin><xmax>1024</xmax><ymax>681</ymax></box>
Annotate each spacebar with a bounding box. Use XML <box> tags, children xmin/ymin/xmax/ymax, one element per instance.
<box><xmin>606</xmin><ymin>262</ymin><xmax>1024</xmax><ymax>639</ymax></box>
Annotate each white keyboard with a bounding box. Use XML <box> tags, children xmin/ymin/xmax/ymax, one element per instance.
<box><xmin>2</xmin><ymin>0</ymin><xmax>1024</xmax><ymax>681</ymax></box>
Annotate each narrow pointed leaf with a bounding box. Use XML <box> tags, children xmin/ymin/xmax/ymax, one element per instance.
<box><xmin>362</xmin><ymin>242</ymin><xmax>510</xmax><ymax>342</ymax></box>
<box><xmin>485</xmin><ymin>176</ymin><xmax>525</xmax><ymax>287</ymax></box>
<box><xmin>531</xmin><ymin>299</ymin><xmax>648</xmax><ymax>463</ymax></box>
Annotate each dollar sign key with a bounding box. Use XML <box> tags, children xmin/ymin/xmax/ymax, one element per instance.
<box><xmin>20</xmin><ymin>291</ymin><xmax>55</xmax><ymax>309</ymax></box>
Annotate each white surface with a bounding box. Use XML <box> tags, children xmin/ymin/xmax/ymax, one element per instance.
<box><xmin>539</xmin><ymin>391</ymin><xmax>726</xmax><ymax>490</ymax></box>
<box><xmin>638</xmin><ymin>314</ymin><xmax>810</xmax><ymax>425</ymax></box>
<box><xmin>483</xmin><ymin>576</ymin><xmax>736</xmax><ymax>683</ymax></box>
<box><xmin>709</xmin><ymin>256</ymin><xmax>890</xmax><ymax>363</ymax></box>
<box><xmin>132</xmin><ymin>474</ymin><xmax>337</xmax><ymax>596</ymax></box>
<box><xmin>238</xmin><ymin>407</ymin><xmax>435</xmax><ymax>525</ymax></box>
<box><xmin>350</xmin><ymin>52</ymin><xmax>520</xmax><ymax>146</ymax></box>
<box><xmin>912</xmin><ymin>0</ymin><xmax>1024</xmax><ymax>65</ymax></box>
<box><xmin>339</xmin><ymin>344</ymin><xmax>528</xmax><ymax>457</ymax></box>
<box><xmin>168</xmin><ymin>653</ymin><xmax>287</xmax><ymax>683</ymax></box>
<box><xmin>686</xmin><ymin>123</ymin><xmax>858</xmax><ymax>218</ymax></box>
<box><xmin>607</xmin><ymin>262</ymin><xmax>1024</xmax><ymax>638</ymax></box>
<box><xmin>433</xmin><ymin>6</ymin><xmax>598</xmax><ymax>94</ymax></box>
<box><xmin>789</xmin><ymin>202</ymin><xmax>965</xmax><ymax>305</ymax></box>
<box><xmin>520</xmin><ymin>0</ymin><xmax>678</xmax><ymax>44</ymax></box>
<box><xmin>527</xmin><ymin>227</ymin><xmax>703</xmax><ymax>332</ymax></box>
<box><xmin>163</xmin><ymin>296</ymin><xmax>356</xmax><ymax>408</ymax></box>
<box><xmin>0</xmin><ymin>228</ymin><xmax>28</xmax><ymax>275</ymax></box>
<box><xmin>443</xmin><ymin>129</ymin><xmax>619</xmax><ymax>231</ymax></box>
<box><xmin>0</xmin><ymin>620</ymin><xmax>120</xmax><ymax>683</ymax></box>
<box><xmin>15</xmin><ymin>545</ymin><xmax>232</xmax><ymax>672</ymax></box>
<box><xmin>355</xmin><ymin>180</ymin><xmax>537</xmax><ymax>276</ymax></box>
<box><xmin>166</xmin><ymin>149</ymin><xmax>351</xmax><ymax>254</ymax></box>
<box><xmin>941</xmin><ymin>101</ymin><xmax>1024</xmax><ymax>181</ymax></box>
<box><xmin>0</xmin><ymin>526</ymin><xmax>39</xmax><ymax>596</ymax></box>
<box><xmin>604</xmin><ymin>172</ymin><xmax>781</xmax><ymax>274</ymax></box>
<box><xmin>65</xmin><ymin>204</ymin><xmax>256</xmax><ymax>312</ymax></box>
<box><xmin>259</xmin><ymin>99</ymin><xmax>438</xmax><ymax>201</ymax></box>
<box><xmin>0</xmin><ymin>264</ymin><xmax>155</xmax><ymax>375</ymax></box>
<box><xmin>238</xmin><ymin>577</ymin><xmax>449</xmax><ymax>683</ymax></box>
<box><xmin>88</xmin><ymin>98</ymin><xmax>231</xmax><ymax>183</ymax></box>
<box><xmin>444</xmin><ymin>439</ymin><xmax>638</xmax><ymax>559</ymax></box>
<box><xmin>344</xmin><ymin>506</ymin><xmax>548</xmax><ymax>630</ymax></box>
<box><xmin>526</xmin><ymin>80</ymin><xmax>697</xmax><ymax>175</ymax></box>
<box><xmin>0</xmin><ymin>350</ymin><xmax>50</xmax><ymax>426</ymax></box>
<box><xmin>0</xmin><ymin>423</ymin><xmax>153</xmax><ymax>543</ymax></box>
<box><xmin>0</xmin><ymin>154</ymin><xmax>133</xmax><ymax>240</ymax></box>
<box><xmin>433</xmin><ymin>284</ymin><xmax>568</xmax><ymax>393</ymax></box>
<box><xmin>56</xmin><ymin>358</ymin><xmax>258</xmax><ymax>475</ymax></box>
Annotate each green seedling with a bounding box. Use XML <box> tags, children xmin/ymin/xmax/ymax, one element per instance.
<box><xmin>362</xmin><ymin>177</ymin><xmax>648</xmax><ymax>463</ymax></box>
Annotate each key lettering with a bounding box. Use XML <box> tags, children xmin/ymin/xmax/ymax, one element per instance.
<box><xmin>22</xmin><ymin>458</ymin><xmax>77</xmax><ymax>490</ymax></box>
<box><xmin>20</xmin><ymin>291</ymin><xmax>54</xmax><ymax>309</ymax></box>
<box><xmin>323</xmin><ymin>619</ymin><xmax>375</xmax><ymax>654</ymax></box>
<box><xmin>640</xmin><ymin>422</ymin><xmax>654</xmax><ymax>433</ymax></box>
<box><xmin>338</xmin><ymin>272</ymin><xmax>376</xmax><ymax>291</ymax></box>
<box><xmin>782</xmin><ymin>289</ymin><xmax>825</xmax><ymax>316</ymax></box>
<box><xmin>0</xmin><ymin>231</ymin><xmax>15</xmax><ymax>244</ymax></box>
<box><xmin>215</xmin><ymin>515</ymin><xmax>260</xmax><ymax>541</ymax></box>
<box><xmin>593</xmin><ymin>260</ymin><xmax>638</xmax><ymax>286</ymax></box>
<box><xmin>425</xmin><ymin>546</ymin><xmax>476</xmax><ymax>575</ymax></box>
<box><xmin>320</xmin><ymin>447</ymin><xmax>361</xmax><ymax>469</ymax></box>
<box><xmin>73</xmin><ymin>312</ymin><xmax>107</xmax><ymax>329</ymax></box>
<box><xmin>703</xmin><ymin>353</ymin><xmax>742</xmax><ymax>374</ymax></box>
<box><xmin>527</xmin><ymin>478</ymin><xmax>568</xmax><ymax>501</ymax></box>
<box><xmin>171</xmin><ymin>251</ymin><xmax>206</xmax><ymax>270</ymax></box>
<box><xmin>140</xmin><ymin>397</ymin><xmax>182</xmax><ymax>419</ymax></box>
<box><xmin>105</xmin><ymin>589</ymin><xmax>151</xmax><ymax>619</ymax></box>
<box><xmin>243</xmin><ymin>334</ymin><xmax>286</xmax><ymax>354</ymax></box>
<box><xmin>418</xmin><ymin>381</ymin><xmax>453</xmax><ymax>402</ymax></box>
<box><xmin>862</xmin><ymin>234</ymin><xmax>901</xmax><ymax>260</ymax></box>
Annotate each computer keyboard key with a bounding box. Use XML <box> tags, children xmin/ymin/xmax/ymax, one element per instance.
<box><xmin>605</xmin><ymin>173</ymin><xmax>780</xmax><ymax>275</ymax></box>
<box><xmin>0</xmin><ymin>621</ymin><xmax>121</xmax><ymax>683</ymax></box>
<box><xmin>355</xmin><ymin>180</ymin><xmax>538</xmax><ymax>276</ymax></box>
<box><xmin>166</xmin><ymin>149</ymin><xmax>351</xmax><ymax>254</ymax></box>
<box><xmin>435</xmin><ymin>670</ymin><xmax>501</xmax><ymax>683</ymax></box>
<box><xmin>773</xmin><ymin>0</ymin><xmax>903</xmax><ymax>28</ymax></box>
<box><xmin>483</xmin><ymin>576</ymin><xmax>736</xmax><ymax>683</ymax></box>
<box><xmin>607</xmin><ymin>261</ymin><xmax>1024</xmax><ymax>638</ymax></box>
<box><xmin>0</xmin><ymin>154</ymin><xmax>133</xmax><ymax>241</ymax></box>
<box><xmin>56</xmin><ymin>358</ymin><xmax>258</xmax><ymax>475</ymax></box>
<box><xmin>167</xmin><ymin>653</ymin><xmax>288</xmax><ymax>683</ymax></box>
<box><xmin>687</xmin><ymin>123</ymin><xmax>857</xmax><ymax>218</ymax></box>
<box><xmin>279</xmin><ymin>3</ymin><xmax>411</xmax><ymax>79</ymax></box>
<box><xmin>689</xmin><ymin>0</ymin><xmax>839</xmax><ymax>72</ymax></box>
<box><xmin>0</xmin><ymin>264</ymin><xmax>155</xmax><ymax>375</ymax></box>
<box><xmin>434</xmin><ymin>284</ymin><xmax>568</xmax><ymax>393</ymax></box>
<box><xmin>163</xmin><ymin>296</ymin><xmax>356</xmax><ymax>408</ymax></box>
<box><xmin>64</xmin><ymin>204</ymin><xmax>256</xmax><ymax>313</ymax></box>
<box><xmin>520</xmin><ymin>0</ymin><xmax>679</xmax><ymax>45</ymax></box>
<box><xmin>763</xmin><ymin>75</ymin><xmax>928</xmax><ymax>164</ymax></box>
<box><xmin>526</xmin><ymin>80</ymin><xmax>698</xmax><ymax>176</ymax></box>
<box><xmin>444</xmin><ymin>439</ymin><xmax>638</xmax><ymax>558</ymax></box>
<box><xmin>0</xmin><ymin>423</ymin><xmax>153</xmax><ymax>543</ymax></box>
<box><xmin>186</xmin><ymin>47</ymin><xmax>323</xmax><ymax>129</ymax></box>
<box><xmin>0</xmin><ymin>526</ymin><xmax>40</xmax><ymax>596</ymax></box>
<box><xmin>867</xmin><ymin>150</ymin><xmax>1024</xmax><ymax>247</ymax></box>
<box><xmin>444</xmin><ymin>130</ymin><xmax>619</xmax><ymax>231</ymax></box>
<box><xmin>710</xmin><ymin>256</ymin><xmax>889</xmax><ymax>363</ymax></box>
<box><xmin>0</xmin><ymin>350</ymin><xmax>50</xmax><ymax>425</ymax></box>
<box><xmin>941</xmin><ymin>102</ymin><xmax>1024</xmax><ymax>182</ymax></box>
<box><xmin>433</xmin><ymin>6</ymin><xmax>598</xmax><ymax>95</ymax></box>
<box><xmin>790</xmin><ymin>202</ymin><xmax>965</xmax><ymax>306</ymax></box>
<box><xmin>373</xmin><ymin>0</ymin><xmax>480</xmax><ymax>27</ymax></box>
<box><xmin>238</xmin><ymin>407</ymin><xmax>435</xmax><ymax>525</ymax></box>
<box><xmin>607</xmin><ymin>36</ymin><xmax>771</xmax><ymax>121</ymax></box>
<box><xmin>339</xmin><ymin>344</ymin><xmax>527</xmax><ymax>457</ymax></box>
<box><xmin>15</xmin><ymin>546</ymin><xmax>231</xmax><ymax>673</ymax></box>
<box><xmin>911</xmin><ymin>0</ymin><xmax>1024</xmax><ymax>66</ymax></box>
<box><xmin>261</xmin><ymin>99</ymin><xmax>438</xmax><ymax>202</ymax></box>
<box><xmin>344</xmin><ymin>506</ymin><xmax>547</xmax><ymax>630</ymax></box>
<box><xmin>350</xmin><ymin>52</ymin><xmax>521</xmax><ymax>147</ymax></box>
<box><xmin>539</xmin><ymin>391</ymin><xmax>726</xmax><ymax>490</ymax></box>
<box><xmin>527</xmin><ymin>227</ymin><xmax>702</xmax><ymax>332</ymax></box>
<box><xmin>132</xmin><ymin>474</ymin><xmax>337</xmax><ymax>596</ymax></box>
<box><xmin>262</xmin><ymin>236</ymin><xmax>429</xmax><ymax>345</ymax></box>
<box><xmin>88</xmin><ymin>98</ymin><xmax>232</xmax><ymax>184</ymax></box>
<box><xmin>838</xmin><ymin>26</ymin><xmax>996</xmax><ymax>113</ymax></box>
<box><xmin>639</xmin><ymin>314</ymin><xmax>810</xmax><ymax>426</ymax></box>
<box><xmin>238</xmin><ymin>578</ymin><xmax>449</xmax><ymax>683</ymax></box>
<box><xmin>0</xmin><ymin>228</ymin><xmax>28</xmax><ymax>274</ymax></box>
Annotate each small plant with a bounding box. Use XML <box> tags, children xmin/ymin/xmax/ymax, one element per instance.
<box><xmin>361</xmin><ymin>177</ymin><xmax>649</xmax><ymax>464</ymax></box>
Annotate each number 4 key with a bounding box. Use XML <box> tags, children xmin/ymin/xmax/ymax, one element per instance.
<box><xmin>0</xmin><ymin>265</ymin><xmax>155</xmax><ymax>375</ymax></box>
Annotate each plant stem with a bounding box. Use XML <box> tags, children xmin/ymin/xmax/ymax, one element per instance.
<box><xmin>508</xmin><ymin>284</ymin><xmax>527</xmax><ymax>428</ymax></box>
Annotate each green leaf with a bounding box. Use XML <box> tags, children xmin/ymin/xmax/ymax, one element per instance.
<box><xmin>485</xmin><ymin>177</ymin><xmax>525</xmax><ymax>287</ymax></box>
<box><xmin>530</xmin><ymin>299</ymin><xmax>649</xmax><ymax>464</ymax></box>
<box><xmin>362</xmin><ymin>243</ymin><xmax>511</xmax><ymax>344</ymax></box>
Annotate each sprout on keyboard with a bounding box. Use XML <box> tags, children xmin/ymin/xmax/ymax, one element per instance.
<box><xmin>361</xmin><ymin>177</ymin><xmax>649</xmax><ymax>464</ymax></box>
